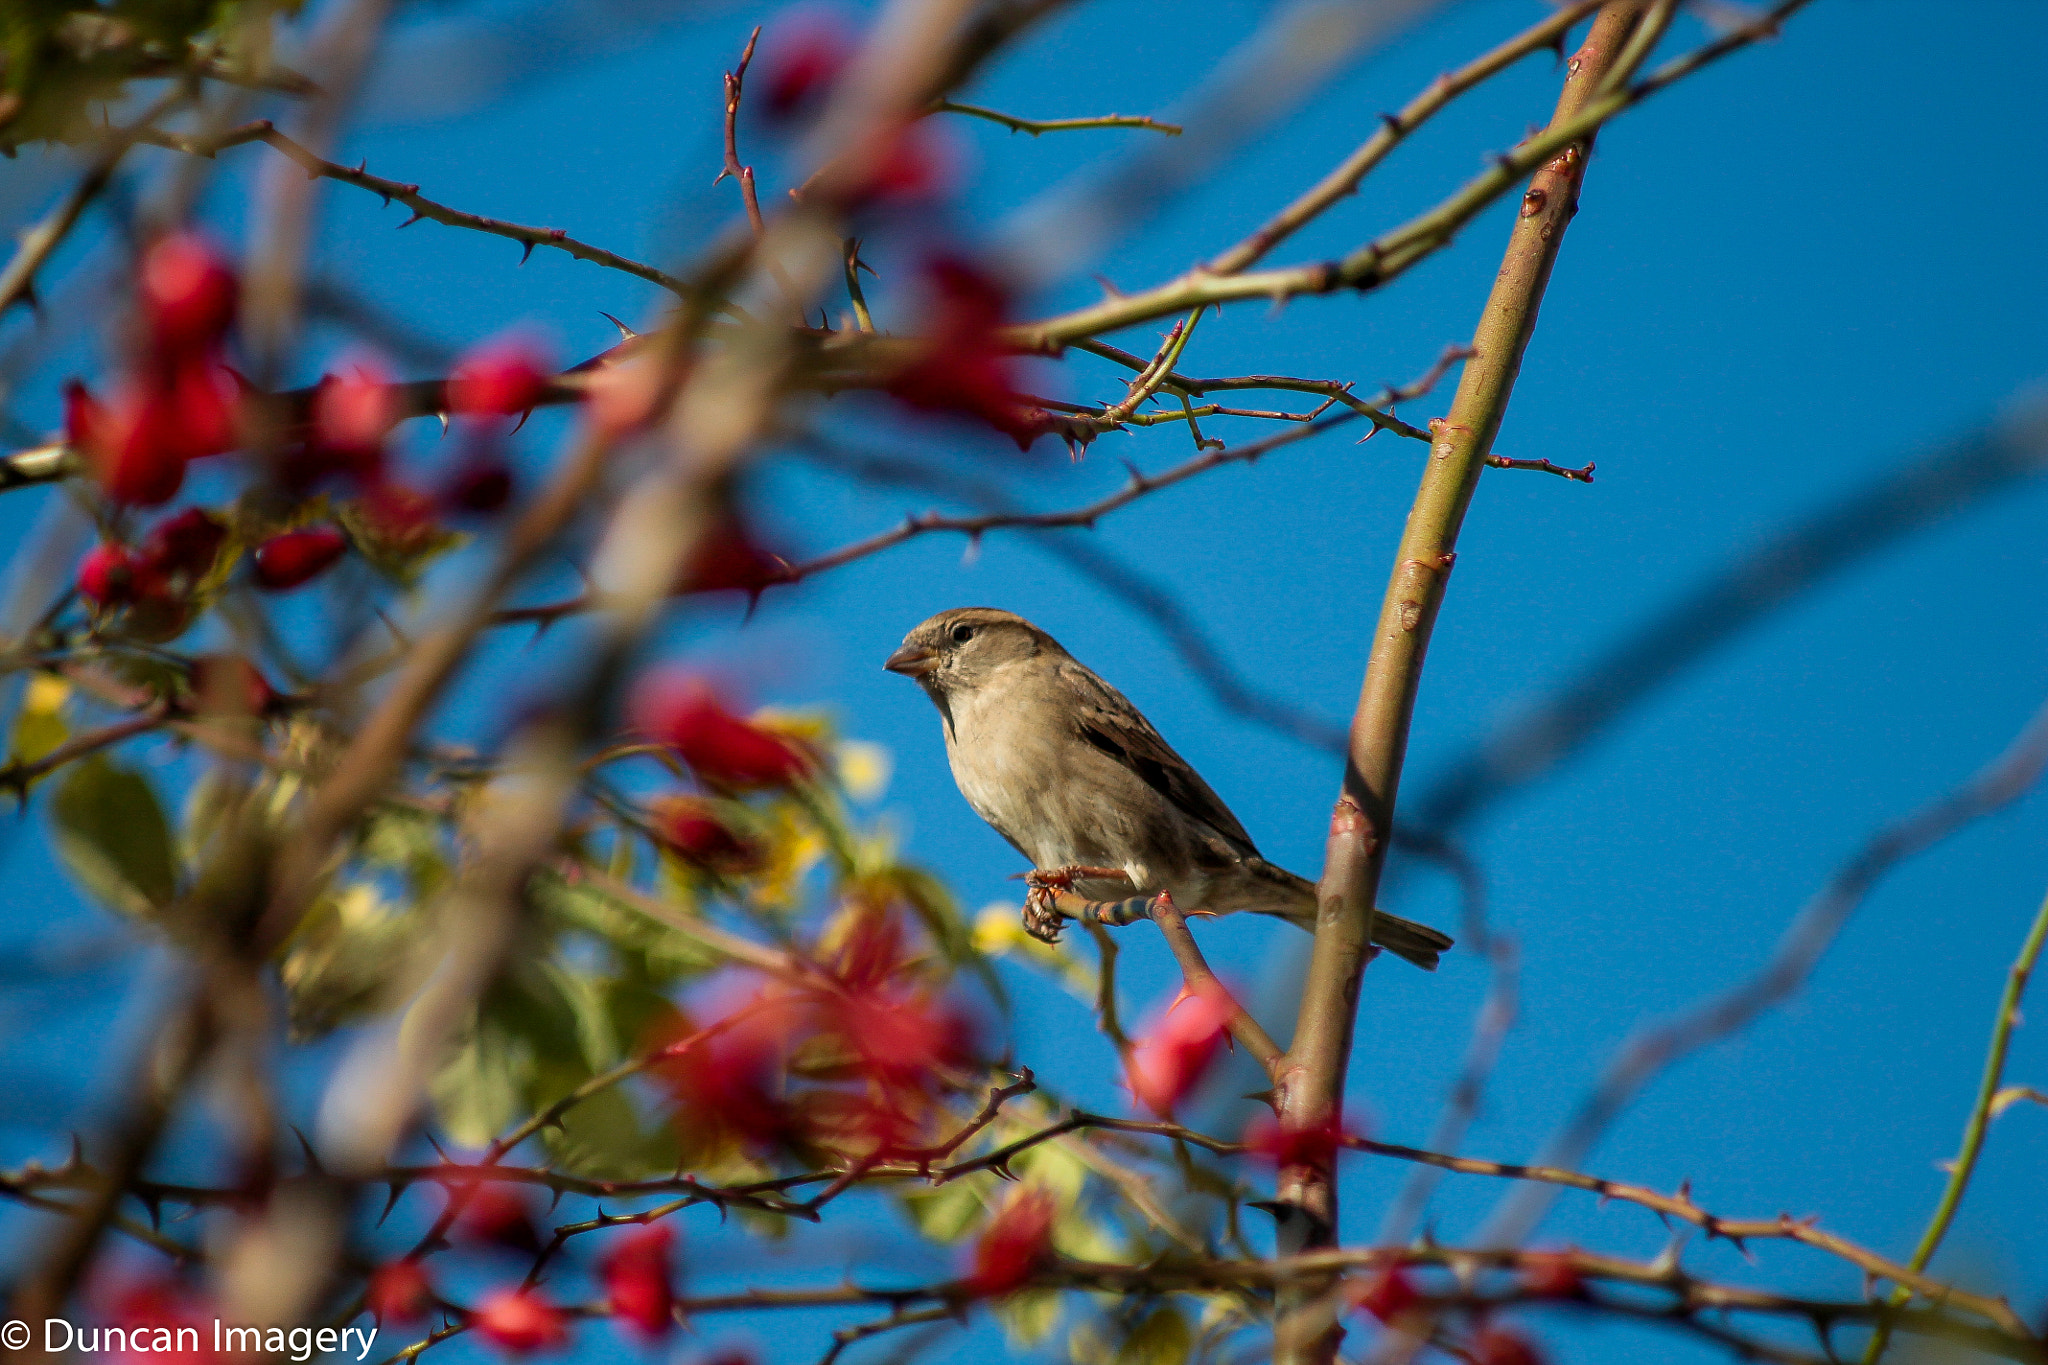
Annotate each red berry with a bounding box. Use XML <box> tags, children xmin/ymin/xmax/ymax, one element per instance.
<box><xmin>365</xmin><ymin>1259</ymin><xmax>434</xmax><ymax>1324</ymax></box>
<box><xmin>650</xmin><ymin>798</ymin><xmax>763</xmax><ymax>872</ymax></box>
<box><xmin>679</xmin><ymin>518</ymin><xmax>791</xmax><ymax>595</ymax></box>
<box><xmin>1126</xmin><ymin>984</ymin><xmax>1231</xmax><ymax>1117</ymax></box>
<box><xmin>306</xmin><ymin>363</ymin><xmax>396</xmax><ymax>484</ymax></box>
<box><xmin>453</xmin><ymin>1184</ymin><xmax>541</xmax><ymax>1254</ymax></box>
<box><xmin>471</xmin><ymin>1287</ymin><xmax>567</xmax><ymax>1355</ymax></box>
<box><xmin>441</xmin><ymin>455</ymin><xmax>514</xmax><ymax>513</ymax></box>
<box><xmin>68</xmin><ymin>379</ymin><xmax>188</xmax><ymax>507</ymax></box>
<box><xmin>140</xmin><ymin>508</ymin><xmax>227</xmax><ymax>580</ymax></box>
<box><xmin>761</xmin><ymin>14</ymin><xmax>853</xmax><ymax>119</ymax></box>
<box><xmin>1472</xmin><ymin>1326</ymin><xmax>1545</xmax><ymax>1365</ymax></box>
<box><xmin>1520</xmin><ymin>1252</ymin><xmax>1585</xmax><ymax>1299</ymax></box>
<box><xmin>78</xmin><ymin>543</ymin><xmax>141</xmax><ymax>605</ymax></box>
<box><xmin>600</xmin><ymin>1224</ymin><xmax>675</xmax><ymax>1338</ymax></box>
<box><xmin>881</xmin><ymin>255</ymin><xmax>1039</xmax><ymax>447</ymax></box>
<box><xmin>189</xmin><ymin>654</ymin><xmax>278</xmax><ymax>718</ymax></box>
<box><xmin>1350</xmin><ymin>1267</ymin><xmax>1419</xmax><ymax>1323</ymax></box>
<box><xmin>967</xmin><ymin>1188</ymin><xmax>1057</xmax><ymax>1297</ymax></box>
<box><xmin>449</xmin><ymin>339</ymin><xmax>551</xmax><ymax>417</ymax></box>
<box><xmin>252</xmin><ymin>528</ymin><xmax>347</xmax><ymax>590</ymax></box>
<box><xmin>139</xmin><ymin>233</ymin><xmax>238</xmax><ymax>353</ymax></box>
<box><xmin>630</xmin><ymin>674</ymin><xmax>812</xmax><ymax>790</ymax></box>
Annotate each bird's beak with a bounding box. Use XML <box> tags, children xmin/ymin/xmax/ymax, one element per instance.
<box><xmin>884</xmin><ymin>644</ymin><xmax>939</xmax><ymax>677</ymax></box>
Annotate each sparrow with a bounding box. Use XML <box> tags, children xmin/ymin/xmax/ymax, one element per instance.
<box><xmin>885</xmin><ymin>607</ymin><xmax>1453</xmax><ymax>969</ymax></box>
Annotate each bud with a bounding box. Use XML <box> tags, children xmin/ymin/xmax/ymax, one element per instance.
<box><xmin>365</xmin><ymin>1259</ymin><xmax>434</xmax><ymax>1325</ymax></box>
<box><xmin>139</xmin><ymin>233</ymin><xmax>238</xmax><ymax>354</ymax></box>
<box><xmin>1472</xmin><ymin>1326</ymin><xmax>1545</xmax><ymax>1365</ymax></box>
<box><xmin>1125</xmin><ymin>984</ymin><xmax>1231</xmax><ymax>1117</ymax></box>
<box><xmin>78</xmin><ymin>543</ymin><xmax>142</xmax><ymax>606</ymax></box>
<box><xmin>252</xmin><ymin>528</ymin><xmax>347</xmax><ymax>590</ymax></box>
<box><xmin>189</xmin><ymin>654</ymin><xmax>278</xmax><ymax>719</ymax></box>
<box><xmin>760</xmin><ymin>12</ymin><xmax>854</xmax><ymax>120</ymax></box>
<box><xmin>471</xmin><ymin>1287</ymin><xmax>567</xmax><ymax>1355</ymax></box>
<box><xmin>68</xmin><ymin>379</ymin><xmax>187</xmax><ymax>507</ymax></box>
<box><xmin>630</xmin><ymin>674</ymin><xmax>812</xmax><ymax>790</ymax></box>
<box><xmin>1349</xmin><ymin>1266</ymin><xmax>1419</xmax><ymax>1323</ymax></box>
<box><xmin>140</xmin><ymin>508</ymin><xmax>228</xmax><ymax>580</ymax></box>
<box><xmin>650</xmin><ymin>797</ymin><xmax>764</xmax><ymax>873</ymax></box>
<box><xmin>679</xmin><ymin>518</ymin><xmax>792</xmax><ymax>595</ymax></box>
<box><xmin>1519</xmin><ymin>1252</ymin><xmax>1585</xmax><ymax>1299</ymax></box>
<box><xmin>453</xmin><ymin>1184</ymin><xmax>541</xmax><ymax>1254</ymax></box>
<box><xmin>966</xmin><ymin>1187</ymin><xmax>1057</xmax><ymax>1297</ymax></box>
<box><xmin>307</xmin><ymin>363</ymin><xmax>397</xmax><ymax>484</ymax></box>
<box><xmin>599</xmin><ymin>1224</ymin><xmax>675</xmax><ymax>1338</ymax></box>
<box><xmin>449</xmin><ymin>339</ymin><xmax>551</xmax><ymax>417</ymax></box>
<box><xmin>441</xmin><ymin>455</ymin><xmax>514</xmax><ymax>514</ymax></box>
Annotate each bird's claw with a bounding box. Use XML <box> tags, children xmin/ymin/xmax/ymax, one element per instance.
<box><xmin>1021</xmin><ymin>888</ymin><xmax>1067</xmax><ymax>944</ymax></box>
<box><xmin>1023</xmin><ymin>864</ymin><xmax>1131</xmax><ymax>892</ymax></box>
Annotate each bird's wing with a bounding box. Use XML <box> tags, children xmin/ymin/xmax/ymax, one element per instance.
<box><xmin>1058</xmin><ymin>660</ymin><xmax>1260</xmax><ymax>856</ymax></box>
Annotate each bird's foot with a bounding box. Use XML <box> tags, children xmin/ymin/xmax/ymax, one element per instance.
<box><xmin>1020</xmin><ymin>867</ymin><xmax>1144</xmax><ymax>944</ymax></box>
<box><xmin>1022</xmin><ymin>864</ymin><xmax>1132</xmax><ymax>892</ymax></box>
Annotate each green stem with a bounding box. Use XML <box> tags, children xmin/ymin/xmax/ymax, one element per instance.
<box><xmin>1863</xmin><ymin>882</ymin><xmax>2048</xmax><ymax>1362</ymax></box>
<box><xmin>1270</xmin><ymin>6</ymin><xmax>1656</xmax><ymax>1361</ymax></box>
<box><xmin>932</xmin><ymin>100</ymin><xmax>1181</xmax><ymax>136</ymax></box>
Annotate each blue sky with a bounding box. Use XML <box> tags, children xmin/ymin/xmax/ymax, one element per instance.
<box><xmin>2</xmin><ymin>1</ymin><xmax>2045</xmax><ymax>1362</ymax></box>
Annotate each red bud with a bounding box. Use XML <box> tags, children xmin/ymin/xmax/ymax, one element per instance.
<box><xmin>679</xmin><ymin>518</ymin><xmax>792</xmax><ymax>595</ymax></box>
<box><xmin>1125</xmin><ymin>984</ymin><xmax>1231</xmax><ymax>1117</ymax></box>
<box><xmin>1519</xmin><ymin>1252</ymin><xmax>1586</xmax><ymax>1299</ymax></box>
<box><xmin>190</xmin><ymin>654</ymin><xmax>278</xmax><ymax>718</ymax></box>
<box><xmin>78</xmin><ymin>543</ymin><xmax>142</xmax><ymax>605</ymax></box>
<box><xmin>140</xmin><ymin>508</ymin><xmax>227</xmax><ymax>580</ymax></box>
<box><xmin>966</xmin><ymin>1188</ymin><xmax>1057</xmax><ymax>1297</ymax></box>
<box><xmin>761</xmin><ymin>14</ymin><xmax>853</xmax><ymax>120</ymax></box>
<box><xmin>305</xmin><ymin>363</ymin><xmax>397</xmax><ymax>485</ymax></box>
<box><xmin>68</xmin><ymin>379</ymin><xmax>186</xmax><ymax>506</ymax></box>
<box><xmin>252</xmin><ymin>528</ymin><xmax>347</xmax><ymax>590</ymax></box>
<box><xmin>1350</xmin><ymin>1267</ymin><xmax>1419</xmax><ymax>1323</ymax></box>
<box><xmin>139</xmin><ymin>233</ymin><xmax>238</xmax><ymax>353</ymax></box>
<box><xmin>471</xmin><ymin>1287</ymin><xmax>567</xmax><ymax>1355</ymax></box>
<box><xmin>1472</xmin><ymin>1326</ymin><xmax>1545</xmax><ymax>1365</ymax></box>
<box><xmin>441</xmin><ymin>455</ymin><xmax>514</xmax><ymax>514</ymax></box>
<box><xmin>650</xmin><ymin>798</ymin><xmax>764</xmax><ymax>872</ymax></box>
<box><xmin>453</xmin><ymin>1184</ymin><xmax>541</xmax><ymax>1254</ymax></box>
<box><xmin>449</xmin><ymin>339</ymin><xmax>551</xmax><ymax>417</ymax></box>
<box><xmin>599</xmin><ymin>1224</ymin><xmax>676</xmax><ymax>1338</ymax></box>
<box><xmin>630</xmin><ymin>675</ymin><xmax>812</xmax><ymax>790</ymax></box>
<box><xmin>365</xmin><ymin>1259</ymin><xmax>434</xmax><ymax>1325</ymax></box>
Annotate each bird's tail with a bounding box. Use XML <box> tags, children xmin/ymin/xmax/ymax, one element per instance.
<box><xmin>1249</xmin><ymin>859</ymin><xmax>1454</xmax><ymax>971</ymax></box>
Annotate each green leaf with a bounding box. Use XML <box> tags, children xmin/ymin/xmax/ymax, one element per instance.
<box><xmin>994</xmin><ymin>1290</ymin><xmax>1065</xmax><ymax>1350</ymax></box>
<box><xmin>1118</xmin><ymin>1306</ymin><xmax>1191</xmax><ymax>1365</ymax></box>
<box><xmin>901</xmin><ymin>1179</ymin><xmax>987</xmax><ymax>1244</ymax></box>
<box><xmin>7</xmin><ymin>673</ymin><xmax>68</xmax><ymax>788</ymax></box>
<box><xmin>50</xmin><ymin>753</ymin><xmax>177</xmax><ymax>917</ymax></box>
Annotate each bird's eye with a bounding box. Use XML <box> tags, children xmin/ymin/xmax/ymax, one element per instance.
<box><xmin>950</xmin><ymin>624</ymin><xmax>977</xmax><ymax>644</ymax></box>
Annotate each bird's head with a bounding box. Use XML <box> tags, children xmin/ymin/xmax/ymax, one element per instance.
<box><xmin>884</xmin><ymin>608</ymin><xmax>1057</xmax><ymax>699</ymax></box>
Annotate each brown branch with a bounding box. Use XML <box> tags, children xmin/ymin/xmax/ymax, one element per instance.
<box><xmin>138</xmin><ymin>121</ymin><xmax>689</xmax><ymax>296</ymax></box>
<box><xmin>1005</xmin><ymin>1</ymin><xmax>1810</xmax><ymax>351</ymax></box>
<box><xmin>1206</xmin><ymin>0</ymin><xmax>1606</xmax><ymax>275</ymax></box>
<box><xmin>1486</xmin><ymin>453</ymin><xmax>1594</xmax><ymax>481</ymax></box>
<box><xmin>716</xmin><ymin>27</ymin><xmax>767</xmax><ymax>236</ymax></box>
<box><xmin>1275</xmin><ymin>9</ymin><xmax>1657</xmax><ymax>1362</ymax></box>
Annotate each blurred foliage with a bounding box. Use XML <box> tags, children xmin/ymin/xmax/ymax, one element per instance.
<box><xmin>1</xmin><ymin>1</ymin><xmax>306</xmax><ymax>155</ymax></box>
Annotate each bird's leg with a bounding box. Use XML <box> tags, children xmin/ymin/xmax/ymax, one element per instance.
<box><xmin>1021</xmin><ymin>866</ymin><xmax>1139</xmax><ymax>944</ymax></box>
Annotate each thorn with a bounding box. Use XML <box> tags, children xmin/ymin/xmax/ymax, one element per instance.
<box><xmin>397</xmin><ymin>210</ymin><xmax>425</xmax><ymax>229</ymax></box>
<box><xmin>436</xmin><ymin>411</ymin><xmax>450</xmax><ymax>437</ymax></box>
<box><xmin>378</xmin><ymin>1183</ymin><xmax>405</xmax><ymax>1226</ymax></box>
<box><xmin>519</xmin><ymin>241</ymin><xmax>536</xmax><ymax>265</ymax></box>
<box><xmin>598</xmin><ymin>311</ymin><xmax>637</xmax><ymax>340</ymax></box>
<box><xmin>292</xmin><ymin>1126</ymin><xmax>324</xmax><ymax>1175</ymax></box>
<box><xmin>510</xmin><ymin>407</ymin><xmax>533</xmax><ymax>435</ymax></box>
<box><xmin>424</xmin><ymin>1133</ymin><xmax>452</xmax><ymax>1161</ymax></box>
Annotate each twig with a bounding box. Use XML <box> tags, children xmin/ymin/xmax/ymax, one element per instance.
<box><xmin>716</xmin><ymin>27</ymin><xmax>767</xmax><ymax>236</ymax></box>
<box><xmin>0</xmin><ymin>86</ymin><xmax>188</xmax><ymax>316</ymax></box>
<box><xmin>933</xmin><ymin>100</ymin><xmax>1182</xmax><ymax>136</ymax></box>
<box><xmin>1485</xmin><ymin>453</ymin><xmax>1594</xmax><ymax>482</ymax></box>
<box><xmin>1486</xmin><ymin>694</ymin><xmax>2048</xmax><ymax>1245</ymax></box>
<box><xmin>1005</xmin><ymin>1</ymin><xmax>1810</xmax><ymax>351</ymax></box>
<box><xmin>1412</xmin><ymin>390</ymin><xmax>2048</xmax><ymax>835</ymax></box>
<box><xmin>1208</xmin><ymin>1</ymin><xmax>1604</xmax><ymax>275</ymax></box>
<box><xmin>138</xmin><ymin>120</ymin><xmax>689</xmax><ymax>296</ymax></box>
<box><xmin>1863</xmin><ymin>882</ymin><xmax>2048</xmax><ymax>1362</ymax></box>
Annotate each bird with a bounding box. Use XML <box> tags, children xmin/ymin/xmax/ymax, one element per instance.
<box><xmin>884</xmin><ymin>607</ymin><xmax>1453</xmax><ymax>969</ymax></box>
